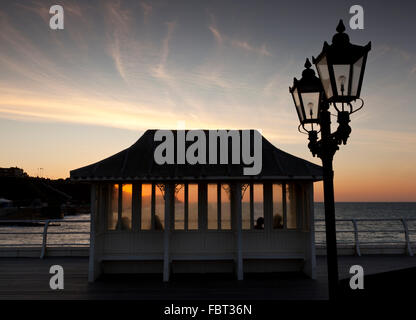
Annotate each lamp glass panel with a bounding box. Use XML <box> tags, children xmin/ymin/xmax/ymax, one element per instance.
<box><xmin>351</xmin><ymin>57</ymin><xmax>363</xmax><ymax>96</ymax></box>
<box><xmin>293</xmin><ymin>88</ymin><xmax>301</xmax><ymax>107</ymax></box>
<box><xmin>301</xmin><ymin>92</ymin><xmax>320</xmax><ymax>121</ymax></box>
<box><xmin>333</xmin><ymin>64</ymin><xmax>351</xmax><ymax>97</ymax></box>
<box><xmin>293</xmin><ymin>88</ymin><xmax>304</xmax><ymax>122</ymax></box>
<box><xmin>316</xmin><ymin>56</ymin><xmax>333</xmax><ymax>99</ymax></box>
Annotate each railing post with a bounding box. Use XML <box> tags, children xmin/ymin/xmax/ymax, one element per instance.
<box><xmin>40</xmin><ymin>220</ymin><xmax>50</xmax><ymax>259</ymax></box>
<box><xmin>351</xmin><ymin>219</ymin><xmax>361</xmax><ymax>256</ymax></box>
<box><xmin>401</xmin><ymin>218</ymin><xmax>413</xmax><ymax>256</ymax></box>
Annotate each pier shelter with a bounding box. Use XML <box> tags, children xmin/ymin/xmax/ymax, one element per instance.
<box><xmin>70</xmin><ymin>130</ymin><xmax>323</xmax><ymax>282</ymax></box>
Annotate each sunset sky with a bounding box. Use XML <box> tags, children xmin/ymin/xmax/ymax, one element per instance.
<box><xmin>0</xmin><ymin>0</ymin><xmax>415</xmax><ymax>202</ymax></box>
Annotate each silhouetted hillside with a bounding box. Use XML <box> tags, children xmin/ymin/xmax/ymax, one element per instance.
<box><xmin>0</xmin><ymin>176</ymin><xmax>89</xmax><ymax>206</ymax></box>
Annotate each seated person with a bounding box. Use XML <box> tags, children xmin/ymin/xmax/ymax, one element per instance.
<box><xmin>273</xmin><ymin>214</ymin><xmax>283</xmax><ymax>229</ymax></box>
<box><xmin>154</xmin><ymin>214</ymin><xmax>164</xmax><ymax>230</ymax></box>
<box><xmin>121</xmin><ymin>217</ymin><xmax>131</xmax><ymax>230</ymax></box>
<box><xmin>115</xmin><ymin>217</ymin><xmax>131</xmax><ymax>230</ymax></box>
<box><xmin>254</xmin><ymin>217</ymin><xmax>264</xmax><ymax>229</ymax></box>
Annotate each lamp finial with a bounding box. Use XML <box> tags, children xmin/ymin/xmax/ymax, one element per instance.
<box><xmin>332</xmin><ymin>19</ymin><xmax>350</xmax><ymax>46</ymax></box>
<box><xmin>336</xmin><ymin>20</ymin><xmax>346</xmax><ymax>33</ymax></box>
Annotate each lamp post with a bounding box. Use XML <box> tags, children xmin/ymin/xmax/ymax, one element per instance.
<box><xmin>289</xmin><ymin>20</ymin><xmax>371</xmax><ymax>300</ymax></box>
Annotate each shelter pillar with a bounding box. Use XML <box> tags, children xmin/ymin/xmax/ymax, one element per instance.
<box><xmin>303</xmin><ymin>182</ymin><xmax>316</xmax><ymax>279</ymax></box>
<box><xmin>163</xmin><ymin>183</ymin><xmax>174</xmax><ymax>282</ymax></box>
<box><xmin>88</xmin><ymin>184</ymin><xmax>97</xmax><ymax>282</ymax></box>
<box><xmin>233</xmin><ymin>183</ymin><xmax>243</xmax><ymax>280</ymax></box>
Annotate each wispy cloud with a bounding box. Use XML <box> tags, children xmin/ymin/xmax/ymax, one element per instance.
<box><xmin>231</xmin><ymin>40</ymin><xmax>272</xmax><ymax>57</ymax></box>
<box><xmin>209</xmin><ymin>26</ymin><xmax>223</xmax><ymax>45</ymax></box>
<box><xmin>151</xmin><ymin>21</ymin><xmax>176</xmax><ymax>80</ymax></box>
<box><xmin>140</xmin><ymin>1</ymin><xmax>152</xmax><ymax>22</ymax></box>
<box><xmin>105</xmin><ymin>1</ymin><xmax>133</xmax><ymax>84</ymax></box>
<box><xmin>208</xmin><ymin>14</ymin><xmax>272</xmax><ymax>57</ymax></box>
<box><xmin>353</xmin><ymin>128</ymin><xmax>416</xmax><ymax>153</ymax></box>
<box><xmin>0</xmin><ymin>89</ymin><xmax>177</xmax><ymax>131</ymax></box>
<box><xmin>207</xmin><ymin>13</ymin><xmax>223</xmax><ymax>45</ymax></box>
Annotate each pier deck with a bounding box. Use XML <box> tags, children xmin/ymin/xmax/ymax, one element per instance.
<box><xmin>0</xmin><ymin>255</ymin><xmax>415</xmax><ymax>300</ymax></box>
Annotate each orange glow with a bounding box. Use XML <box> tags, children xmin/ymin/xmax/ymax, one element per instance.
<box><xmin>188</xmin><ymin>184</ymin><xmax>198</xmax><ymax>203</ymax></box>
<box><xmin>1</xmin><ymin>2</ymin><xmax>415</xmax><ymax>204</ymax></box>
<box><xmin>122</xmin><ymin>184</ymin><xmax>132</xmax><ymax>194</ymax></box>
<box><xmin>141</xmin><ymin>184</ymin><xmax>152</xmax><ymax>198</ymax></box>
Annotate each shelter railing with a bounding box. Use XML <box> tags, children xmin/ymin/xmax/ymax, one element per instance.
<box><xmin>315</xmin><ymin>218</ymin><xmax>416</xmax><ymax>256</ymax></box>
<box><xmin>0</xmin><ymin>219</ymin><xmax>90</xmax><ymax>258</ymax></box>
<box><xmin>0</xmin><ymin>218</ymin><xmax>415</xmax><ymax>258</ymax></box>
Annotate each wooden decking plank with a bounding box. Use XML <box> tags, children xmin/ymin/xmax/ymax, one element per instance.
<box><xmin>0</xmin><ymin>256</ymin><xmax>415</xmax><ymax>299</ymax></box>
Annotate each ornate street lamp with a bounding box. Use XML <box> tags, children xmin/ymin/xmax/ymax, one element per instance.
<box><xmin>289</xmin><ymin>20</ymin><xmax>371</xmax><ymax>300</ymax></box>
<box><xmin>289</xmin><ymin>58</ymin><xmax>324</xmax><ymax>157</ymax></box>
<box><xmin>289</xmin><ymin>58</ymin><xmax>323</xmax><ymax>129</ymax></box>
<box><xmin>313</xmin><ymin>20</ymin><xmax>371</xmax><ymax>104</ymax></box>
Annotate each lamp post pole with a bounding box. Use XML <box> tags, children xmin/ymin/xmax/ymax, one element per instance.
<box><xmin>319</xmin><ymin>107</ymin><xmax>339</xmax><ymax>300</ymax></box>
<box><xmin>290</xmin><ymin>20</ymin><xmax>370</xmax><ymax>300</ymax></box>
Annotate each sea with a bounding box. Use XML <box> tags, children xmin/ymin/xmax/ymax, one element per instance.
<box><xmin>0</xmin><ymin>202</ymin><xmax>415</xmax><ymax>247</ymax></box>
<box><xmin>314</xmin><ymin>202</ymin><xmax>416</xmax><ymax>245</ymax></box>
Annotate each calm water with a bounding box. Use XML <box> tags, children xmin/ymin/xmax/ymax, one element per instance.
<box><xmin>0</xmin><ymin>203</ymin><xmax>415</xmax><ymax>246</ymax></box>
<box><xmin>314</xmin><ymin>202</ymin><xmax>416</xmax><ymax>244</ymax></box>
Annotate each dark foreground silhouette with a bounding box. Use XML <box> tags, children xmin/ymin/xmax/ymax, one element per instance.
<box><xmin>338</xmin><ymin>266</ymin><xmax>416</xmax><ymax>300</ymax></box>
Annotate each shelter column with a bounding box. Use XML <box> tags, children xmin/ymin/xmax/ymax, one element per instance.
<box><xmin>163</xmin><ymin>183</ymin><xmax>174</xmax><ymax>282</ymax></box>
<box><xmin>88</xmin><ymin>184</ymin><xmax>97</xmax><ymax>282</ymax></box>
<box><xmin>303</xmin><ymin>182</ymin><xmax>316</xmax><ymax>279</ymax></box>
<box><xmin>233</xmin><ymin>182</ymin><xmax>243</xmax><ymax>280</ymax></box>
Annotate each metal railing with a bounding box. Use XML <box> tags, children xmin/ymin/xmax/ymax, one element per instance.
<box><xmin>315</xmin><ymin>218</ymin><xmax>416</xmax><ymax>256</ymax></box>
<box><xmin>0</xmin><ymin>219</ymin><xmax>90</xmax><ymax>258</ymax></box>
<box><xmin>0</xmin><ymin>218</ymin><xmax>415</xmax><ymax>258</ymax></box>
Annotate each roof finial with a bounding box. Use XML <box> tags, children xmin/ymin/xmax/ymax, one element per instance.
<box><xmin>304</xmin><ymin>58</ymin><xmax>312</xmax><ymax>69</ymax></box>
<box><xmin>336</xmin><ymin>19</ymin><xmax>346</xmax><ymax>33</ymax></box>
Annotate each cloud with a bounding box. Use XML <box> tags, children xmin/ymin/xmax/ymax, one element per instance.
<box><xmin>140</xmin><ymin>2</ymin><xmax>152</xmax><ymax>21</ymax></box>
<box><xmin>0</xmin><ymin>3</ymin><xmax>296</xmax><ymax>144</ymax></box>
<box><xmin>207</xmin><ymin>12</ymin><xmax>223</xmax><ymax>45</ymax></box>
<box><xmin>231</xmin><ymin>40</ymin><xmax>272</xmax><ymax>57</ymax></box>
<box><xmin>208</xmin><ymin>14</ymin><xmax>271</xmax><ymax>57</ymax></box>
<box><xmin>195</xmin><ymin>70</ymin><xmax>234</xmax><ymax>89</ymax></box>
<box><xmin>0</xmin><ymin>92</ymin><xmax>177</xmax><ymax>131</ymax></box>
<box><xmin>209</xmin><ymin>26</ymin><xmax>223</xmax><ymax>45</ymax></box>
<box><xmin>105</xmin><ymin>1</ymin><xmax>133</xmax><ymax>84</ymax></box>
<box><xmin>353</xmin><ymin>128</ymin><xmax>416</xmax><ymax>152</ymax></box>
<box><xmin>151</xmin><ymin>21</ymin><xmax>176</xmax><ymax>80</ymax></box>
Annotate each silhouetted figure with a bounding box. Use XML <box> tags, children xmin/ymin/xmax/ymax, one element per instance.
<box><xmin>273</xmin><ymin>214</ymin><xmax>283</xmax><ymax>229</ymax></box>
<box><xmin>120</xmin><ymin>217</ymin><xmax>131</xmax><ymax>230</ymax></box>
<box><xmin>254</xmin><ymin>217</ymin><xmax>264</xmax><ymax>229</ymax></box>
<box><xmin>154</xmin><ymin>214</ymin><xmax>164</xmax><ymax>230</ymax></box>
